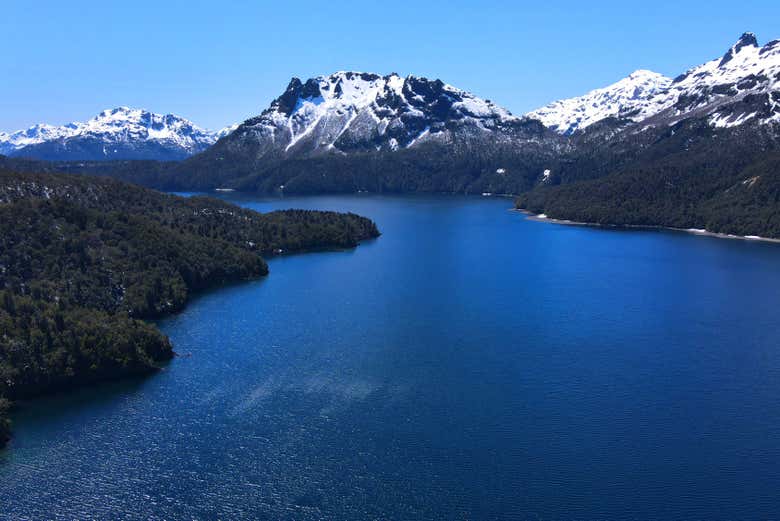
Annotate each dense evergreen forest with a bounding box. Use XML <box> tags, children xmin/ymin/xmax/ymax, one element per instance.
<box><xmin>516</xmin><ymin>120</ymin><xmax>780</xmax><ymax>238</ymax></box>
<box><xmin>0</xmin><ymin>170</ymin><xmax>379</xmax><ymax>447</ymax></box>
<box><xmin>2</xmin><ymin>139</ymin><xmax>558</xmax><ymax>196</ymax></box>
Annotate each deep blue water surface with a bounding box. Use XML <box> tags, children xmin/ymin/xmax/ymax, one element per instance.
<box><xmin>2</xmin><ymin>194</ymin><xmax>780</xmax><ymax>520</ymax></box>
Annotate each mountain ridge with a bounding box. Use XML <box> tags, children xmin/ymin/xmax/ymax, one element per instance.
<box><xmin>529</xmin><ymin>32</ymin><xmax>780</xmax><ymax>135</ymax></box>
<box><xmin>227</xmin><ymin>71</ymin><xmax>541</xmax><ymax>158</ymax></box>
<box><xmin>526</xmin><ymin>70</ymin><xmax>674</xmax><ymax>134</ymax></box>
<box><xmin>0</xmin><ymin>107</ymin><xmax>236</xmax><ymax>161</ymax></box>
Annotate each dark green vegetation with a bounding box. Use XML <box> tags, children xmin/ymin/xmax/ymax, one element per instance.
<box><xmin>516</xmin><ymin>120</ymin><xmax>780</xmax><ymax>238</ymax></box>
<box><xmin>0</xmin><ymin>133</ymin><xmax>562</xmax><ymax>196</ymax></box>
<box><xmin>168</xmin><ymin>118</ymin><xmax>561</xmax><ymax>195</ymax></box>
<box><xmin>0</xmin><ymin>170</ymin><xmax>379</xmax><ymax>447</ymax></box>
<box><xmin>0</xmin><ymin>398</ymin><xmax>9</xmax><ymax>446</ymax></box>
<box><xmin>0</xmin><ymin>155</ymin><xmax>177</xmax><ymax>191</ymax></box>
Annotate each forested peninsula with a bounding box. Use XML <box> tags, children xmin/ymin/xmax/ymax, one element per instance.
<box><xmin>0</xmin><ymin>170</ymin><xmax>379</xmax><ymax>447</ymax></box>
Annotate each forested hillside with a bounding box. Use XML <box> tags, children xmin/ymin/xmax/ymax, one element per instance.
<box><xmin>516</xmin><ymin>120</ymin><xmax>780</xmax><ymax>238</ymax></box>
<box><xmin>0</xmin><ymin>170</ymin><xmax>379</xmax><ymax>447</ymax></box>
<box><xmin>175</xmin><ymin>137</ymin><xmax>559</xmax><ymax>195</ymax></box>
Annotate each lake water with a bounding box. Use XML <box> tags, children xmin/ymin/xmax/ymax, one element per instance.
<box><xmin>3</xmin><ymin>194</ymin><xmax>780</xmax><ymax>520</ymax></box>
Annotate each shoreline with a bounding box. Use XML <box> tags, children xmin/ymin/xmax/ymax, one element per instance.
<box><xmin>0</xmin><ymin>237</ymin><xmax>377</xmax><ymax>451</ymax></box>
<box><xmin>515</xmin><ymin>209</ymin><xmax>780</xmax><ymax>245</ymax></box>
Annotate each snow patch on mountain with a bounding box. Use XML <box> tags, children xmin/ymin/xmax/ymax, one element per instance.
<box><xmin>215</xmin><ymin>123</ymin><xmax>240</xmax><ymax>140</ymax></box>
<box><xmin>526</xmin><ymin>70</ymin><xmax>673</xmax><ymax>134</ymax></box>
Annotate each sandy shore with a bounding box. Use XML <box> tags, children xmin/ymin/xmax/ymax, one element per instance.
<box><xmin>515</xmin><ymin>209</ymin><xmax>780</xmax><ymax>245</ymax></box>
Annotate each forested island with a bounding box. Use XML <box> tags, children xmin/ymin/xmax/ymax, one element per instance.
<box><xmin>0</xmin><ymin>170</ymin><xmax>379</xmax><ymax>447</ymax></box>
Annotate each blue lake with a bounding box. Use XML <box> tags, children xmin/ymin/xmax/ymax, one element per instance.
<box><xmin>2</xmin><ymin>194</ymin><xmax>780</xmax><ymax>520</ymax></box>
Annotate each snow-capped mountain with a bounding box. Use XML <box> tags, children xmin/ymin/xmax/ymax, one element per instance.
<box><xmin>640</xmin><ymin>32</ymin><xmax>780</xmax><ymax>128</ymax></box>
<box><xmin>225</xmin><ymin>71</ymin><xmax>546</xmax><ymax>159</ymax></box>
<box><xmin>0</xmin><ymin>108</ymin><xmax>234</xmax><ymax>161</ymax></box>
<box><xmin>0</xmin><ymin>124</ymin><xmax>75</xmax><ymax>156</ymax></box>
<box><xmin>178</xmin><ymin>71</ymin><xmax>562</xmax><ymax>193</ymax></box>
<box><xmin>529</xmin><ymin>33</ymin><xmax>780</xmax><ymax>134</ymax></box>
<box><xmin>527</xmin><ymin>70</ymin><xmax>673</xmax><ymax>134</ymax></box>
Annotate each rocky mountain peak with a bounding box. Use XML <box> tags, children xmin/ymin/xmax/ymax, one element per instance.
<box><xmin>720</xmin><ymin>32</ymin><xmax>760</xmax><ymax>66</ymax></box>
<box><xmin>232</xmin><ymin>71</ymin><xmax>521</xmax><ymax>157</ymax></box>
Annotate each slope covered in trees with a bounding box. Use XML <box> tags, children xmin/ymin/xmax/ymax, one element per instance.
<box><xmin>0</xmin><ymin>170</ymin><xmax>379</xmax><ymax>448</ymax></box>
<box><xmin>516</xmin><ymin>120</ymin><xmax>780</xmax><ymax>238</ymax></box>
<box><xmin>1</xmin><ymin>135</ymin><xmax>562</xmax><ymax>196</ymax></box>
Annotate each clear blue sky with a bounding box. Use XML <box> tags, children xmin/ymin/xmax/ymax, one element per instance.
<box><xmin>2</xmin><ymin>0</ymin><xmax>779</xmax><ymax>132</ymax></box>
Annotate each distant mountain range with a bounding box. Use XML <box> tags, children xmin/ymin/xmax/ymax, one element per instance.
<box><xmin>0</xmin><ymin>108</ymin><xmax>235</xmax><ymax>161</ymax></box>
<box><xmin>2</xmin><ymin>32</ymin><xmax>779</xmax><ymax>237</ymax></box>
<box><xmin>4</xmin><ymin>32</ymin><xmax>777</xmax><ymax>164</ymax></box>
